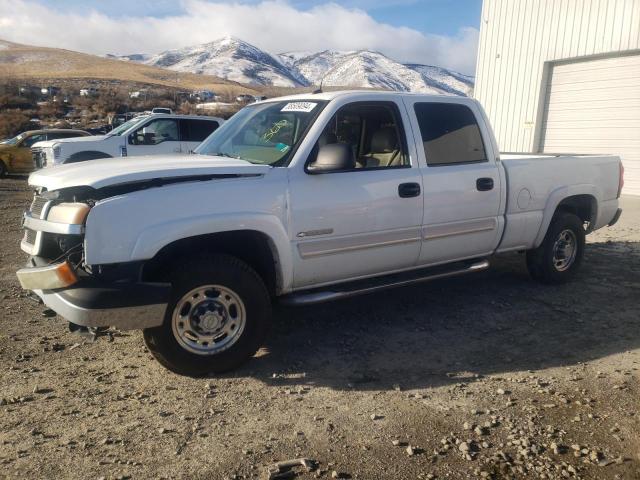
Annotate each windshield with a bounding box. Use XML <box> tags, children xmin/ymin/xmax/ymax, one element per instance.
<box><xmin>109</xmin><ymin>116</ymin><xmax>147</xmax><ymax>136</ymax></box>
<box><xmin>195</xmin><ymin>100</ymin><xmax>327</xmax><ymax>166</ymax></box>
<box><xmin>3</xmin><ymin>134</ymin><xmax>24</xmax><ymax>146</ymax></box>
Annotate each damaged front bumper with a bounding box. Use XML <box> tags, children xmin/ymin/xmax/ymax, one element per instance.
<box><xmin>18</xmin><ymin>257</ymin><xmax>170</xmax><ymax>331</ymax></box>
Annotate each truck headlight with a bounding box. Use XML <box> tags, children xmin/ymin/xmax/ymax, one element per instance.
<box><xmin>47</xmin><ymin>203</ymin><xmax>91</xmax><ymax>224</ymax></box>
<box><xmin>53</xmin><ymin>144</ymin><xmax>61</xmax><ymax>159</ymax></box>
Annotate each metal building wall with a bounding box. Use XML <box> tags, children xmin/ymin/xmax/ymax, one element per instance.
<box><xmin>474</xmin><ymin>0</ymin><xmax>640</xmax><ymax>152</ymax></box>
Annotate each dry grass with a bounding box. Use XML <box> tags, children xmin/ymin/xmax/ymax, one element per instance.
<box><xmin>0</xmin><ymin>39</ymin><xmax>257</xmax><ymax>96</ymax></box>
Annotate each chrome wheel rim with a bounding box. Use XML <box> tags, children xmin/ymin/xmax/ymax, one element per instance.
<box><xmin>552</xmin><ymin>229</ymin><xmax>577</xmax><ymax>272</ymax></box>
<box><xmin>171</xmin><ymin>285</ymin><xmax>246</xmax><ymax>355</ymax></box>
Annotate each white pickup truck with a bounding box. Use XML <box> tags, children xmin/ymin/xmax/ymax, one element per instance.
<box><xmin>17</xmin><ymin>91</ymin><xmax>623</xmax><ymax>376</ymax></box>
<box><xmin>31</xmin><ymin>114</ymin><xmax>223</xmax><ymax>168</ymax></box>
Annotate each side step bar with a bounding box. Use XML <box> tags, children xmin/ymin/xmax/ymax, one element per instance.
<box><xmin>280</xmin><ymin>259</ymin><xmax>490</xmax><ymax>306</ymax></box>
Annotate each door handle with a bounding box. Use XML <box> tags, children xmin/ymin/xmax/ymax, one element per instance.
<box><xmin>476</xmin><ymin>177</ymin><xmax>494</xmax><ymax>191</ymax></box>
<box><xmin>398</xmin><ymin>182</ymin><xmax>421</xmax><ymax>198</ymax></box>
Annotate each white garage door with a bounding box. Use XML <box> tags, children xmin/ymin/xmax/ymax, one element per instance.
<box><xmin>541</xmin><ymin>53</ymin><xmax>640</xmax><ymax>196</ymax></box>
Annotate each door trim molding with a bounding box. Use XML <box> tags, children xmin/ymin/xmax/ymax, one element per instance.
<box><xmin>423</xmin><ymin>218</ymin><xmax>497</xmax><ymax>240</ymax></box>
<box><xmin>297</xmin><ymin>227</ymin><xmax>421</xmax><ymax>259</ymax></box>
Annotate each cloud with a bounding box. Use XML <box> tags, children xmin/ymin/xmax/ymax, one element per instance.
<box><xmin>0</xmin><ymin>0</ymin><xmax>479</xmax><ymax>74</ymax></box>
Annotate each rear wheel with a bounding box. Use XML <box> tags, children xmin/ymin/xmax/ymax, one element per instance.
<box><xmin>526</xmin><ymin>212</ymin><xmax>585</xmax><ymax>284</ymax></box>
<box><xmin>143</xmin><ymin>254</ymin><xmax>271</xmax><ymax>376</ymax></box>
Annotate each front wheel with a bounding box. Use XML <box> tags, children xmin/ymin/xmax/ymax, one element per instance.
<box><xmin>143</xmin><ymin>254</ymin><xmax>271</xmax><ymax>376</ymax></box>
<box><xmin>526</xmin><ymin>212</ymin><xmax>585</xmax><ymax>284</ymax></box>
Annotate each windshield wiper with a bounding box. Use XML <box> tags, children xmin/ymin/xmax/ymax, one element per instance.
<box><xmin>208</xmin><ymin>152</ymin><xmax>243</xmax><ymax>160</ymax></box>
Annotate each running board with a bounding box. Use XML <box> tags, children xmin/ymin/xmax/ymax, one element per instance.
<box><xmin>280</xmin><ymin>259</ymin><xmax>490</xmax><ymax>306</ymax></box>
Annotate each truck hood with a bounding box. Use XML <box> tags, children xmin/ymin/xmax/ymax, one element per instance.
<box><xmin>33</xmin><ymin>135</ymin><xmax>108</xmax><ymax>148</ymax></box>
<box><xmin>29</xmin><ymin>154</ymin><xmax>271</xmax><ymax>191</ymax></box>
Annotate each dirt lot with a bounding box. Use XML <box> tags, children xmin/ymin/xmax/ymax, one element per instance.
<box><xmin>0</xmin><ymin>176</ymin><xmax>638</xmax><ymax>480</ymax></box>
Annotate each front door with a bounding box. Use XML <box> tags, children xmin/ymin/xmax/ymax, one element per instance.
<box><xmin>127</xmin><ymin>118</ymin><xmax>182</xmax><ymax>156</ymax></box>
<box><xmin>404</xmin><ymin>99</ymin><xmax>502</xmax><ymax>265</ymax></box>
<box><xmin>13</xmin><ymin>133</ymin><xmax>46</xmax><ymax>172</ymax></box>
<box><xmin>289</xmin><ymin>100</ymin><xmax>424</xmax><ymax>289</ymax></box>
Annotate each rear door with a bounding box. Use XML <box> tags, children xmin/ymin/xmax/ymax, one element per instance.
<box><xmin>403</xmin><ymin>99</ymin><xmax>503</xmax><ymax>265</ymax></box>
<box><xmin>127</xmin><ymin>118</ymin><xmax>182</xmax><ymax>156</ymax></box>
<box><xmin>180</xmin><ymin>119</ymin><xmax>220</xmax><ymax>152</ymax></box>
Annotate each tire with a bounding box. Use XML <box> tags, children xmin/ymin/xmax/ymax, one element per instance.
<box><xmin>0</xmin><ymin>160</ymin><xmax>7</xmax><ymax>178</ymax></box>
<box><xmin>526</xmin><ymin>212</ymin><xmax>585</xmax><ymax>284</ymax></box>
<box><xmin>143</xmin><ymin>254</ymin><xmax>271</xmax><ymax>376</ymax></box>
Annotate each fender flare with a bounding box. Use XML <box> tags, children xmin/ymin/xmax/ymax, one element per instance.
<box><xmin>129</xmin><ymin>213</ymin><xmax>294</xmax><ymax>294</ymax></box>
<box><xmin>533</xmin><ymin>184</ymin><xmax>601</xmax><ymax>248</ymax></box>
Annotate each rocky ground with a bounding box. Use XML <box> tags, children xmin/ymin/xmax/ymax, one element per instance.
<box><xmin>0</xmin><ymin>176</ymin><xmax>638</xmax><ymax>480</ymax></box>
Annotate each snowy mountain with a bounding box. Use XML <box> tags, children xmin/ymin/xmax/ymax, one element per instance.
<box><xmin>121</xmin><ymin>36</ymin><xmax>474</xmax><ymax>95</ymax></box>
<box><xmin>139</xmin><ymin>37</ymin><xmax>305</xmax><ymax>88</ymax></box>
<box><xmin>281</xmin><ymin>50</ymin><xmax>474</xmax><ymax>96</ymax></box>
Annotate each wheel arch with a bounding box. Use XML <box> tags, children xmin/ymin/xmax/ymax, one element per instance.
<box><xmin>533</xmin><ymin>185</ymin><xmax>600</xmax><ymax>248</ymax></box>
<box><xmin>141</xmin><ymin>230</ymin><xmax>284</xmax><ymax>297</ymax></box>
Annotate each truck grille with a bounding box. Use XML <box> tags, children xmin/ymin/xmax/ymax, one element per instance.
<box><xmin>23</xmin><ymin>228</ymin><xmax>37</xmax><ymax>245</ymax></box>
<box><xmin>32</xmin><ymin>148</ymin><xmax>46</xmax><ymax>169</ymax></box>
<box><xmin>30</xmin><ymin>195</ymin><xmax>49</xmax><ymax>218</ymax></box>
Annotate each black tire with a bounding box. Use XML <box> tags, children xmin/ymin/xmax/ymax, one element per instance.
<box><xmin>0</xmin><ymin>160</ymin><xmax>7</xmax><ymax>178</ymax></box>
<box><xmin>526</xmin><ymin>212</ymin><xmax>585</xmax><ymax>284</ymax></box>
<box><xmin>143</xmin><ymin>254</ymin><xmax>271</xmax><ymax>376</ymax></box>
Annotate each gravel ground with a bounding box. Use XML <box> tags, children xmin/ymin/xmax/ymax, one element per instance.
<box><xmin>0</xmin><ymin>176</ymin><xmax>638</xmax><ymax>480</ymax></box>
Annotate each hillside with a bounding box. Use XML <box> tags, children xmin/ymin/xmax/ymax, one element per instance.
<box><xmin>130</xmin><ymin>36</ymin><xmax>474</xmax><ymax>96</ymax></box>
<box><xmin>281</xmin><ymin>50</ymin><xmax>474</xmax><ymax>95</ymax></box>
<box><xmin>140</xmin><ymin>37</ymin><xmax>306</xmax><ymax>88</ymax></box>
<box><xmin>0</xmin><ymin>39</ymin><xmax>256</xmax><ymax>95</ymax></box>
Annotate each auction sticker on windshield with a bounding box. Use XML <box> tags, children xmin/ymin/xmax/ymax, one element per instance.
<box><xmin>281</xmin><ymin>102</ymin><xmax>317</xmax><ymax>113</ymax></box>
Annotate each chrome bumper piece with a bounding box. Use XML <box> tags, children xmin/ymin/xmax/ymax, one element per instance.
<box><xmin>32</xmin><ymin>288</ymin><xmax>166</xmax><ymax>330</ymax></box>
<box><xmin>23</xmin><ymin>212</ymin><xmax>84</xmax><ymax>235</ymax></box>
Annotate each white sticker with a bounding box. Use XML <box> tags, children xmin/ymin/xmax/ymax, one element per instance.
<box><xmin>281</xmin><ymin>102</ymin><xmax>317</xmax><ymax>113</ymax></box>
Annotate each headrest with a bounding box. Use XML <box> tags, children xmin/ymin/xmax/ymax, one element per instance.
<box><xmin>371</xmin><ymin>128</ymin><xmax>398</xmax><ymax>153</ymax></box>
<box><xmin>317</xmin><ymin>131</ymin><xmax>338</xmax><ymax>147</ymax></box>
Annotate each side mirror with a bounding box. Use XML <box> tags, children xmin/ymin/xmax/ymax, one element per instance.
<box><xmin>307</xmin><ymin>143</ymin><xmax>355</xmax><ymax>174</ymax></box>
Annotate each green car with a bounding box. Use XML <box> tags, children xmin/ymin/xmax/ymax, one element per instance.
<box><xmin>0</xmin><ymin>129</ymin><xmax>90</xmax><ymax>176</ymax></box>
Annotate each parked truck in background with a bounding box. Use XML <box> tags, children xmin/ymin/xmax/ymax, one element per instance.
<box><xmin>0</xmin><ymin>129</ymin><xmax>91</xmax><ymax>177</ymax></box>
<box><xmin>16</xmin><ymin>91</ymin><xmax>623</xmax><ymax>376</ymax></box>
<box><xmin>31</xmin><ymin>114</ymin><xmax>223</xmax><ymax>168</ymax></box>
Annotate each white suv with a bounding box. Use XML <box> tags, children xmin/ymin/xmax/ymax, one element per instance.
<box><xmin>32</xmin><ymin>114</ymin><xmax>223</xmax><ymax>168</ymax></box>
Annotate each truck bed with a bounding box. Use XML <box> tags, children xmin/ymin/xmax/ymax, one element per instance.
<box><xmin>497</xmin><ymin>153</ymin><xmax>621</xmax><ymax>253</ymax></box>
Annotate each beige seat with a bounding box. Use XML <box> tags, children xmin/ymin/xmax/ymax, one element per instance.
<box><xmin>359</xmin><ymin>128</ymin><xmax>401</xmax><ymax>168</ymax></box>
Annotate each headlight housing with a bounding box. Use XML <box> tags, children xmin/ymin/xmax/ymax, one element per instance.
<box><xmin>47</xmin><ymin>203</ymin><xmax>91</xmax><ymax>224</ymax></box>
<box><xmin>52</xmin><ymin>144</ymin><xmax>61</xmax><ymax>159</ymax></box>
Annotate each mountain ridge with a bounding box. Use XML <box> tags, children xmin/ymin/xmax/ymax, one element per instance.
<box><xmin>120</xmin><ymin>36</ymin><xmax>474</xmax><ymax>96</ymax></box>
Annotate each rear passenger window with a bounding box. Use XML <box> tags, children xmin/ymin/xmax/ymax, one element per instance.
<box><xmin>181</xmin><ymin>119</ymin><xmax>220</xmax><ymax>142</ymax></box>
<box><xmin>414</xmin><ymin>103</ymin><xmax>487</xmax><ymax>166</ymax></box>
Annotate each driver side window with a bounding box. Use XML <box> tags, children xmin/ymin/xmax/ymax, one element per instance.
<box><xmin>129</xmin><ymin>119</ymin><xmax>179</xmax><ymax>146</ymax></box>
<box><xmin>313</xmin><ymin>102</ymin><xmax>409</xmax><ymax>170</ymax></box>
<box><xmin>22</xmin><ymin>134</ymin><xmax>46</xmax><ymax>148</ymax></box>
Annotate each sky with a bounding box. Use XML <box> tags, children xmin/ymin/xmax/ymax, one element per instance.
<box><xmin>0</xmin><ymin>0</ymin><xmax>483</xmax><ymax>74</ymax></box>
